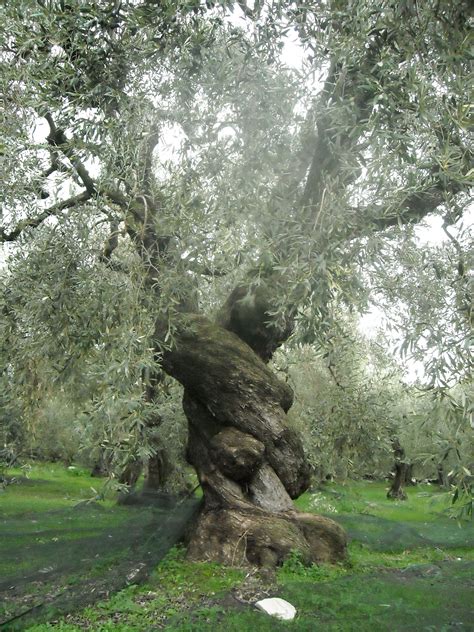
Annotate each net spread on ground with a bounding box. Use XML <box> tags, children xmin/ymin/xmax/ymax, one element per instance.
<box><xmin>1</xmin><ymin>483</ymin><xmax>473</xmax><ymax>630</ymax></box>
<box><xmin>0</xmin><ymin>491</ymin><xmax>200</xmax><ymax>630</ymax></box>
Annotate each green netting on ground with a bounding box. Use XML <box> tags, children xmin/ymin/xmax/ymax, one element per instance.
<box><xmin>277</xmin><ymin>560</ymin><xmax>474</xmax><ymax>632</ymax></box>
<box><xmin>0</xmin><ymin>494</ymin><xmax>201</xmax><ymax>631</ymax></box>
<box><xmin>334</xmin><ymin>513</ymin><xmax>474</xmax><ymax>551</ymax></box>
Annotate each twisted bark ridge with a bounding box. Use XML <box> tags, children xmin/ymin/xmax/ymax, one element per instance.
<box><xmin>160</xmin><ymin>313</ymin><xmax>347</xmax><ymax>567</ymax></box>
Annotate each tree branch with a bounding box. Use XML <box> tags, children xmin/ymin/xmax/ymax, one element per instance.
<box><xmin>301</xmin><ymin>31</ymin><xmax>400</xmax><ymax>216</ymax></box>
<box><xmin>45</xmin><ymin>113</ymin><xmax>96</xmax><ymax>194</ymax></box>
<box><xmin>237</xmin><ymin>0</ymin><xmax>256</xmax><ymax>19</ymax></box>
<box><xmin>0</xmin><ymin>191</ymin><xmax>92</xmax><ymax>242</ymax></box>
<box><xmin>327</xmin><ymin>363</ymin><xmax>345</xmax><ymax>389</ymax></box>
<box><xmin>350</xmin><ymin>178</ymin><xmax>465</xmax><ymax>239</ymax></box>
<box><xmin>100</xmin><ymin>187</ymin><xmax>129</xmax><ymax>209</ymax></box>
<box><xmin>35</xmin><ymin>113</ymin><xmax>132</xmax><ymax>216</ymax></box>
<box><xmin>95</xmin><ymin>207</ymin><xmax>130</xmax><ymax>273</ymax></box>
<box><xmin>99</xmin><ymin>219</ymin><xmax>120</xmax><ymax>263</ymax></box>
<box><xmin>142</xmin><ymin>123</ymin><xmax>160</xmax><ymax>195</ymax></box>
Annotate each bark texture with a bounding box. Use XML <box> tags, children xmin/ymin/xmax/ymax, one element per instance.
<box><xmin>160</xmin><ymin>314</ymin><xmax>347</xmax><ymax>567</ymax></box>
<box><xmin>143</xmin><ymin>446</ymin><xmax>171</xmax><ymax>491</ymax></box>
<box><xmin>118</xmin><ymin>459</ymin><xmax>142</xmax><ymax>489</ymax></box>
<box><xmin>387</xmin><ymin>439</ymin><xmax>409</xmax><ymax>500</ymax></box>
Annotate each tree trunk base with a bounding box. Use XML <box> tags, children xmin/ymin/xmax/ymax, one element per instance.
<box><xmin>386</xmin><ymin>487</ymin><xmax>407</xmax><ymax>500</ymax></box>
<box><xmin>143</xmin><ymin>448</ymin><xmax>170</xmax><ymax>492</ymax></box>
<box><xmin>387</xmin><ymin>440</ymin><xmax>409</xmax><ymax>501</ymax></box>
<box><xmin>186</xmin><ymin>507</ymin><xmax>347</xmax><ymax>568</ymax></box>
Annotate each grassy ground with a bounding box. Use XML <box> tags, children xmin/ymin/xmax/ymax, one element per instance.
<box><xmin>0</xmin><ymin>463</ymin><xmax>118</xmax><ymax>514</ymax></box>
<box><xmin>1</xmin><ymin>465</ymin><xmax>473</xmax><ymax>631</ymax></box>
<box><xmin>0</xmin><ymin>463</ymin><xmax>132</xmax><ymax>578</ymax></box>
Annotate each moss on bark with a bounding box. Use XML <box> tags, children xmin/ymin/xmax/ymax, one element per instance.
<box><xmin>159</xmin><ymin>313</ymin><xmax>347</xmax><ymax>567</ymax></box>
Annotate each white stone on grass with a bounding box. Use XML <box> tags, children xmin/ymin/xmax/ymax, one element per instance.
<box><xmin>255</xmin><ymin>597</ymin><xmax>296</xmax><ymax>621</ymax></box>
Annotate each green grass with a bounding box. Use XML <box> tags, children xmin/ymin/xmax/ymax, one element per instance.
<box><xmin>296</xmin><ymin>481</ymin><xmax>473</xmax><ymax>554</ymax></box>
<box><xmin>0</xmin><ymin>463</ymin><xmax>117</xmax><ymax>515</ymax></box>
<box><xmin>0</xmin><ymin>462</ymin><xmax>133</xmax><ymax>578</ymax></box>
<box><xmin>1</xmin><ymin>465</ymin><xmax>473</xmax><ymax>631</ymax></box>
<box><xmin>0</xmin><ymin>463</ymin><xmax>155</xmax><ymax>628</ymax></box>
<box><xmin>295</xmin><ymin>480</ymin><xmax>452</xmax><ymax>521</ymax></box>
<box><xmin>28</xmin><ymin>551</ymin><xmax>469</xmax><ymax>632</ymax></box>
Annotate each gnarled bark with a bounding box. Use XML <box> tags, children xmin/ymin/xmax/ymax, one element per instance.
<box><xmin>216</xmin><ymin>281</ymin><xmax>294</xmax><ymax>362</ymax></box>
<box><xmin>160</xmin><ymin>314</ymin><xmax>347</xmax><ymax>567</ymax></box>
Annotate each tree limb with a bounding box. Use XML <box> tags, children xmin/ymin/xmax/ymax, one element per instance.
<box><xmin>100</xmin><ymin>186</ymin><xmax>129</xmax><ymax>210</ymax></box>
<box><xmin>349</xmin><ymin>179</ymin><xmax>465</xmax><ymax>239</ymax></box>
<box><xmin>0</xmin><ymin>191</ymin><xmax>92</xmax><ymax>242</ymax></box>
<box><xmin>99</xmin><ymin>219</ymin><xmax>121</xmax><ymax>263</ymax></box>
<box><xmin>327</xmin><ymin>363</ymin><xmax>345</xmax><ymax>389</ymax></box>
<box><xmin>142</xmin><ymin>123</ymin><xmax>160</xmax><ymax>196</ymax></box>
<box><xmin>45</xmin><ymin>113</ymin><xmax>96</xmax><ymax>194</ymax></box>
<box><xmin>300</xmin><ymin>31</ymin><xmax>401</xmax><ymax>216</ymax></box>
<box><xmin>268</xmin><ymin>62</ymin><xmax>339</xmax><ymax>210</ymax></box>
<box><xmin>237</xmin><ymin>0</ymin><xmax>256</xmax><ymax>19</ymax></box>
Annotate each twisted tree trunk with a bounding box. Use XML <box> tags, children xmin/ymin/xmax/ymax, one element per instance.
<box><xmin>159</xmin><ymin>312</ymin><xmax>347</xmax><ymax>567</ymax></box>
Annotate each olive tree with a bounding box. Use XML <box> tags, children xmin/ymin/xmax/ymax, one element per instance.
<box><xmin>1</xmin><ymin>0</ymin><xmax>471</xmax><ymax>565</ymax></box>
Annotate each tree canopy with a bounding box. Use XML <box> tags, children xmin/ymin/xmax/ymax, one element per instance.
<box><xmin>2</xmin><ymin>0</ymin><xmax>471</xmax><ymax>369</ymax></box>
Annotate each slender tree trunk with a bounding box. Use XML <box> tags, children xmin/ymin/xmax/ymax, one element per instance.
<box><xmin>387</xmin><ymin>439</ymin><xmax>408</xmax><ymax>500</ymax></box>
<box><xmin>91</xmin><ymin>447</ymin><xmax>112</xmax><ymax>478</ymax></box>
<box><xmin>143</xmin><ymin>444</ymin><xmax>171</xmax><ymax>491</ymax></box>
<box><xmin>437</xmin><ymin>464</ymin><xmax>450</xmax><ymax>489</ymax></box>
<box><xmin>90</xmin><ymin>460</ymin><xmax>107</xmax><ymax>478</ymax></box>
<box><xmin>159</xmin><ymin>312</ymin><xmax>347</xmax><ymax>567</ymax></box>
<box><xmin>117</xmin><ymin>459</ymin><xmax>143</xmax><ymax>505</ymax></box>
<box><xmin>118</xmin><ymin>459</ymin><xmax>142</xmax><ymax>488</ymax></box>
<box><xmin>141</xmin><ymin>371</ymin><xmax>173</xmax><ymax>492</ymax></box>
<box><xmin>404</xmin><ymin>463</ymin><xmax>415</xmax><ymax>486</ymax></box>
